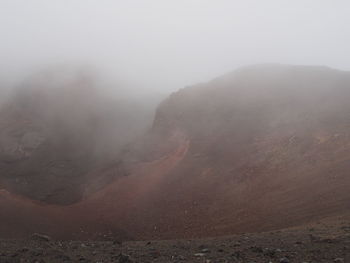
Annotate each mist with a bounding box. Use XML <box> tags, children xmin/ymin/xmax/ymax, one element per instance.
<box><xmin>1</xmin><ymin>0</ymin><xmax>350</xmax><ymax>93</ymax></box>
<box><xmin>2</xmin><ymin>1</ymin><xmax>350</xmax><ymax>259</ymax></box>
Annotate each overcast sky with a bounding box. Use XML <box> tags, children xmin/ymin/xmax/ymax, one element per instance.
<box><xmin>1</xmin><ymin>0</ymin><xmax>350</xmax><ymax>92</ymax></box>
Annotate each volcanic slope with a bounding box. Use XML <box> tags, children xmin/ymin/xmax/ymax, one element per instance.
<box><xmin>1</xmin><ymin>64</ymin><xmax>350</xmax><ymax>240</ymax></box>
<box><xmin>0</xmin><ymin>69</ymin><xmax>153</xmax><ymax>205</ymax></box>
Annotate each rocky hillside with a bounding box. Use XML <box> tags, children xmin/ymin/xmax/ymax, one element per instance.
<box><xmin>0</xmin><ymin>69</ymin><xmax>154</xmax><ymax>205</ymax></box>
<box><xmin>87</xmin><ymin>64</ymin><xmax>350</xmax><ymax>239</ymax></box>
<box><xmin>1</xmin><ymin>64</ymin><xmax>350</xmax><ymax>240</ymax></box>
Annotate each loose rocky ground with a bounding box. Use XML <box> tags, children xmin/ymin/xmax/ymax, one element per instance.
<box><xmin>1</xmin><ymin>217</ymin><xmax>349</xmax><ymax>263</ymax></box>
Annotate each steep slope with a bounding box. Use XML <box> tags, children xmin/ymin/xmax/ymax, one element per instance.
<box><xmin>0</xmin><ymin>69</ymin><xmax>154</xmax><ymax>205</ymax></box>
<box><xmin>1</xmin><ymin>64</ymin><xmax>350</xmax><ymax>240</ymax></box>
<box><xmin>78</xmin><ymin>64</ymin><xmax>350</xmax><ymax>239</ymax></box>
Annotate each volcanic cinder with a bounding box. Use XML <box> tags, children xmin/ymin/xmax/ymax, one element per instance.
<box><xmin>1</xmin><ymin>64</ymin><xmax>350</xmax><ymax>240</ymax></box>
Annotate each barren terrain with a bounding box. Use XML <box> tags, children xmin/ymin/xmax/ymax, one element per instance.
<box><xmin>1</xmin><ymin>214</ymin><xmax>350</xmax><ymax>262</ymax></box>
<box><xmin>1</xmin><ymin>65</ymin><xmax>350</xmax><ymax>250</ymax></box>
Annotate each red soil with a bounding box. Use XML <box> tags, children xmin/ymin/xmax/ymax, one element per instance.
<box><xmin>1</xmin><ymin>65</ymin><xmax>350</xmax><ymax>241</ymax></box>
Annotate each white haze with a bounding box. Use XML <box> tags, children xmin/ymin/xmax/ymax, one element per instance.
<box><xmin>0</xmin><ymin>0</ymin><xmax>350</xmax><ymax>93</ymax></box>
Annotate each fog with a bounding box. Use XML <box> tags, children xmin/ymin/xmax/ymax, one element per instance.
<box><xmin>3</xmin><ymin>1</ymin><xmax>350</xmax><ymax>246</ymax></box>
<box><xmin>1</xmin><ymin>0</ymin><xmax>350</xmax><ymax>93</ymax></box>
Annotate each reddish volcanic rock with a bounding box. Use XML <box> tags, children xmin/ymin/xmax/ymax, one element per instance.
<box><xmin>1</xmin><ymin>64</ymin><xmax>350</xmax><ymax>240</ymax></box>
